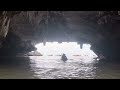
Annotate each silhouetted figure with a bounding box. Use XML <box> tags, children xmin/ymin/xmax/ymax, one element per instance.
<box><xmin>61</xmin><ymin>53</ymin><xmax>68</xmax><ymax>62</ymax></box>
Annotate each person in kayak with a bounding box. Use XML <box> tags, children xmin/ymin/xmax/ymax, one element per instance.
<box><xmin>61</xmin><ymin>53</ymin><xmax>68</xmax><ymax>62</ymax></box>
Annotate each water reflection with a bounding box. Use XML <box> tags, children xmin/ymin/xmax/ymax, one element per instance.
<box><xmin>0</xmin><ymin>42</ymin><xmax>106</xmax><ymax>79</ymax></box>
<box><xmin>29</xmin><ymin>42</ymin><xmax>98</xmax><ymax>79</ymax></box>
<box><xmin>29</xmin><ymin>56</ymin><xmax>97</xmax><ymax>79</ymax></box>
<box><xmin>0</xmin><ymin>42</ymin><xmax>120</xmax><ymax>79</ymax></box>
<box><xmin>0</xmin><ymin>56</ymin><xmax>120</xmax><ymax>79</ymax></box>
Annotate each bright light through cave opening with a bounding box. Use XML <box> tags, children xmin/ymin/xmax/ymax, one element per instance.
<box><xmin>35</xmin><ymin>42</ymin><xmax>97</xmax><ymax>60</ymax></box>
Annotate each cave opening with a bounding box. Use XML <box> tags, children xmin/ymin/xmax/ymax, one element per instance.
<box><xmin>0</xmin><ymin>11</ymin><xmax>120</xmax><ymax>79</ymax></box>
<box><xmin>34</xmin><ymin>42</ymin><xmax>97</xmax><ymax>61</ymax></box>
<box><xmin>29</xmin><ymin>42</ymin><xmax>99</xmax><ymax>79</ymax></box>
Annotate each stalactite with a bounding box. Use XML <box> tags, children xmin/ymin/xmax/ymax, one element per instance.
<box><xmin>80</xmin><ymin>43</ymin><xmax>83</xmax><ymax>49</ymax></box>
<box><xmin>4</xmin><ymin>18</ymin><xmax>10</xmax><ymax>37</ymax></box>
<box><xmin>0</xmin><ymin>11</ymin><xmax>120</xmax><ymax>59</ymax></box>
<box><xmin>0</xmin><ymin>15</ymin><xmax>9</xmax><ymax>38</ymax></box>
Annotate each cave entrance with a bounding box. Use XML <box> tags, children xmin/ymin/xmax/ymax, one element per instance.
<box><xmin>33</xmin><ymin>42</ymin><xmax>97</xmax><ymax>62</ymax></box>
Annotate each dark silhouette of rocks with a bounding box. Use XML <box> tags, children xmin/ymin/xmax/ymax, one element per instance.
<box><xmin>0</xmin><ymin>11</ymin><xmax>120</xmax><ymax>61</ymax></box>
<box><xmin>0</xmin><ymin>31</ymin><xmax>36</xmax><ymax>56</ymax></box>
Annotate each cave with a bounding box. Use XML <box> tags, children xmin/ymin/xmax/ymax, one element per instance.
<box><xmin>0</xmin><ymin>11</ymin><xmax>120</xmax><ymax>79</ymax></box>
<box><xmin>0</xmin><ymin>11</ymin><xmax>120</xmax><ymax>61</ymax></box>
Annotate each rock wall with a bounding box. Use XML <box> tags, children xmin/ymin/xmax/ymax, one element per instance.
<box><xmin>0</xmin><ymin>11</ymin><xmax>120</xmax><ymax>61</ymax></box>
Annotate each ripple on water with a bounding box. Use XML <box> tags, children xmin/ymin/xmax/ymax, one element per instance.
<box><xmin>29</xmin><ymin>56</ymin><xmax>97</xmax><ymax>79</ymax></box>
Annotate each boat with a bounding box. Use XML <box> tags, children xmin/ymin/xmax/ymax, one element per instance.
<box><xmin>61</xmin><ymin>53</ymin><xmax>68</xmax><ymax>62</ymax></box>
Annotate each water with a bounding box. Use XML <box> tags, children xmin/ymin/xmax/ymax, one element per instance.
<box><xmin>0</xmin><ymin>56</ymin><xmax>120</xmax><ymax>79</ymax></box>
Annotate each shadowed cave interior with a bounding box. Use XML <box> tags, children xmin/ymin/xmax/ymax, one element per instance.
<box><xmin>0</xmin><ymin>11</ymin><xmax>120</xmax><ymax>79</ymax></box>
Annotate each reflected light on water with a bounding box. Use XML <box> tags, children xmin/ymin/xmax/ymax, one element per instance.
<box><xmin>29</xmin><ymin>42</ymin><xmax>98</xmax><ymax>79</ymax></box>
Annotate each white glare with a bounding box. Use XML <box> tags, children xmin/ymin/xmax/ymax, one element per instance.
<box><xmin>35</xmin><ymin>42</ymin><xmax>97</xmax><ymax>59</ymax></box>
